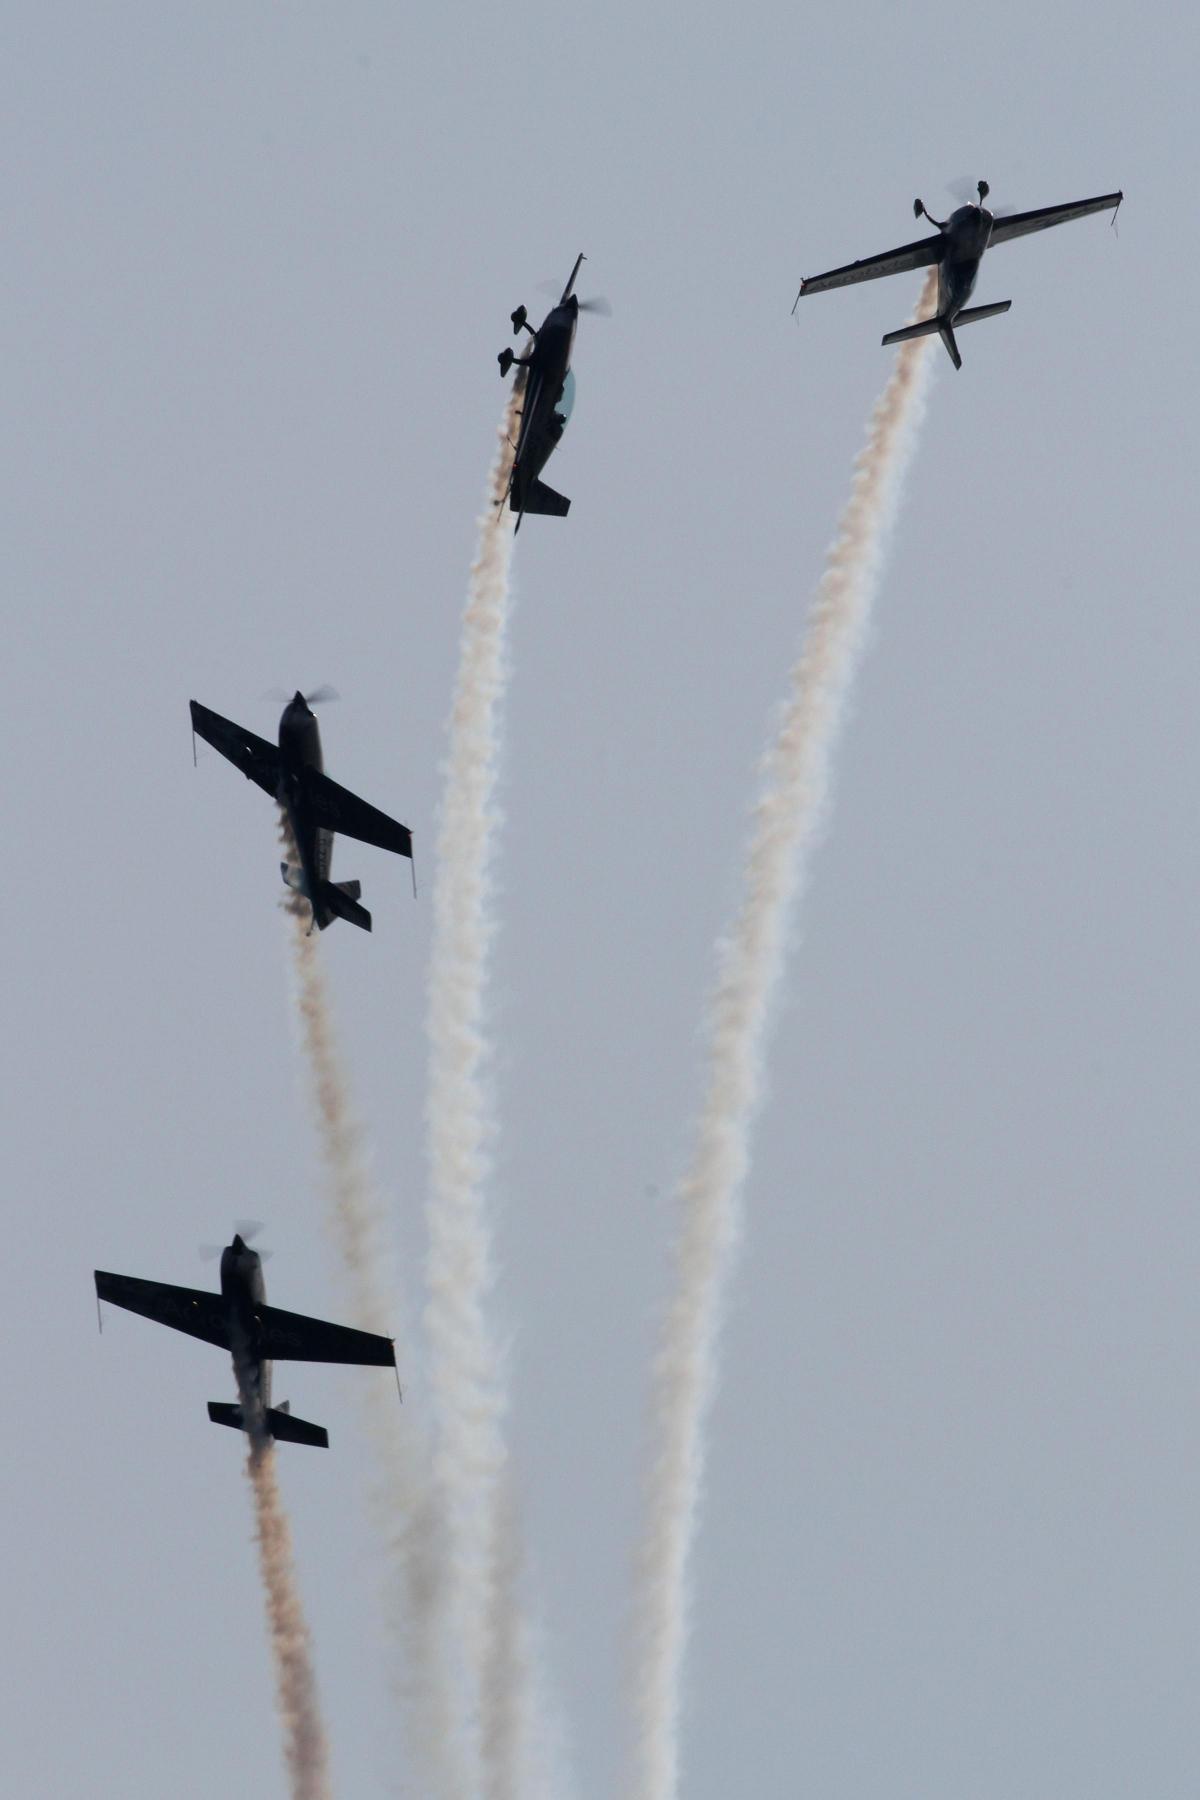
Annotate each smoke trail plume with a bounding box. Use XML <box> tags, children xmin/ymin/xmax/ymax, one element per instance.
<box><xmin>479</xmin><ymin>1473</ymin><xmax>532</xmax><ymax>1800</ymax></box>
<box><xmin>424</xmin><ymin>388</ymin><xmax>534</xmax><ymax>1799</ymax></box>
<box><xmin>246</xmin><ymin>1439</ymin><xmax>333</xmax><ymax>1800</ymax></box>
<box><xmin>629</xmin><ymin>272</ymin><xmax>939</xmax><ymax>1800</ymax></box>
<box><xmin>278</xmin><ymin>826</ymin><xmax>460</xmax><ymax>1800</ymax></box>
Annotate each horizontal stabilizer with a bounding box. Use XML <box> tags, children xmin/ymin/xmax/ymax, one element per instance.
<box><xmin>881</xmin><ymin>317</ymin><xmax>944</xmax><ymax>347</ymax></box>
<box><xmin>517</xmin><ymin>478</ymin><xmax>571</xmax><ymax>518</ymax></box>
<box><xmin>207</xmin><ymin>1401</ymin><xmax>329</xmax><ymax>1449</ymax></box>
<box><xmin>265</xmin><ymin>1406</ymin><xmax>329</xmax><ymax>1448</ymax></box>
<box><xmin>318</xmin><ymin>878</ymin><xmax>371</xmax><ymax>933</ymax></box>
<box><xmin>953</xmin><ymin>300</ymin><xmax>1012</xmax><ymax>327</ymax></box>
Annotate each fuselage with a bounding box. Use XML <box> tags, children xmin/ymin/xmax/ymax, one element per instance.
<box><xmin>220</xmin><ymin>1234</ymin><xmax>271</xmax><ymax>1419</ymax></box>
<box><xmin>937</xmin><ymin>202</ymin><xmax>995</xmax><ymax>319</ymax></box>
<box><xmin>513</xmin><ymin>298</ymin><xmax>579</xmax><ymax>495</ymax></box>
<box><xmin>277</xmin><ymin>693</ymin><xmax>332</xmax><ymax>925</ymax></box>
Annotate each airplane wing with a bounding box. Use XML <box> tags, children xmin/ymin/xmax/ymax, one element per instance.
<box><xmin>797</xmin><ymin>231</ymin><xmax>944</xmax><ymax>300</ymax></box>
<box><xmin>254</xmin><ymin>1302</ymin><xmax>396</xmax><ymax>1366</ymax></box>
<box><xmin>987</xmin><ymin>191</ymin><xmax>1123</xmax><ymax>247</ymax></box>
<box><xmin>190</xmin><ymin>700</ymin><xmax>281</xmax><ymax>799</ymax></box>
<box><xmin>300</xmin><ymin>766</ymin><xmax>413</xmax><ymax>859</ymax></box>
<box><xmin>95</xmin><ymin>1271</ymin><xmax>231</xmax><ymax>1350</ymax></box>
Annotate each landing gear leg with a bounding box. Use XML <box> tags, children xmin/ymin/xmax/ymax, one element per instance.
<box><xmin>913</xmin><ymin>198</ymin><xmax>947</xmax><ymax>230</ymax></box>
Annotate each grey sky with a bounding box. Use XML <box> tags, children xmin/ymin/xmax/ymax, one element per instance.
<box><xmin>3</xmin><ymin>2</ymin><xmax>1196</xmax><ymax>1797</ymax></box>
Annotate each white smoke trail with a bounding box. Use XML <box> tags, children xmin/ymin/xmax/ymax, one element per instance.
<box><xmin>424</xmin><ymin>388</ymin><xmax>536</xmax><ymax>1800</ymax></box>
<box><xmin>479</xmin><ymin>1473</ymin><xmax>532</xmax><ymax>1800</ymax></box>
<box><xmin>629</xmin><ymin>272</ymin><xmax>939</xmax><ymax>1800</ymax></box>
<box><xmin>246</xmin><ymin>1439</ymin><xmax>333</xmax><ymax>1800</ymax></box>
<box><xmin>278</xmin><ymin>828</ymin><xmax>460</xmax><ymax>1800</ymax></box>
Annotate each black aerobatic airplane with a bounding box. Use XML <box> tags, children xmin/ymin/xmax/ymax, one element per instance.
<box><xmin>190</xmin><ymin>690</ymin><xmax>413</xmax><ymax>933</ymax></box>
<box><xmin>497</xmin><ymin>252</ymin><xmax>606</xmax><ymax>528</ymax></box>
<box><xmin>793</xmin><ymin>180</ymin><xmax>1123</xmax><ymax>369</ymax></box>
<box><xmin>95</xmin><ymin>1232</ymin><xmax>397</xmax><ymax>1450</ymax></box>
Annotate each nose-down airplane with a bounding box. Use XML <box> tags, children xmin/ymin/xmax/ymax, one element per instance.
<box><xmin>497</xmin><ymin>253</ymin><xmax>605</xmax><ymax>528</ymax></box>
<box><xmin>190</xmin><ymin>691</ymin><xmax>413</xmax><ymax>933</ymax></box>
<box><xmin>793</xmin><ymin>180</ymin><xmax>1123</xmax><ymax>369</ymax></box>
<box><xmin>95</xmin><ymin>1233</ymin><xmax>397</xmax><ymax>1450</ymax></box>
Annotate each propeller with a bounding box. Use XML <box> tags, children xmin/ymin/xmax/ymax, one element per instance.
<box><xmin>945</xmin><ymin>176</ymin><xmax>1014</xmax><ymax>217</ymax></box>
<box><xmin>262</xmin><ymin>685</ymin><xmax>340</xmax><ymax>706</ymax></box>
<box><xmin>536</xmin><ymin>256</ymin><xmax>612</xmax><ymax>316</ymax></box>
<box><xmin>199</xmin><ymin>1220</ymin><xmax>272</xmax><ymax>1262</ymax></box>
<box><xmin>536</xmin><ymin>281</ymin><xmax>612</xmax><ymax>316</ymax></box>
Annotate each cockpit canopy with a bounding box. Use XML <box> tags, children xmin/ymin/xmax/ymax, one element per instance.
<box><xmin>555</xmin><ymin>368</ymin><xmax>577</xmax><ymax>428</ymax></box>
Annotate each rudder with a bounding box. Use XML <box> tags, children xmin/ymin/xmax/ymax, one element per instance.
<box><xmin>939</xmin><ymin>324</ymin><xmax>962</xmax><ymax>370</ymax></box>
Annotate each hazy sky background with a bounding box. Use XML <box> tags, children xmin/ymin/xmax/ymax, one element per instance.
<box><xmin>4</xmin><ymin>3</ymin><xmax>1196</xmax><ymax>1796</ymax></box>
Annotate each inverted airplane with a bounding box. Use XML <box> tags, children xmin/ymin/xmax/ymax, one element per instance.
<box><xmin>497</xmin><ymin>253</ymin><xmax>605</xmax><ymax>528</ymax></box>
<box><xmin>190</xmin><ymin>691</ymin><xmax>413</xmax><ymax>933</ymax></box>
<box><xmin>95</xmin><ymin>1233</ymin><xmax>397</xmax><ymax>1450</ymax></box>
<box><xmin>793</xmin><ymin>180</ymin><xmax>1123</xmax><ymax>369</ymax></box>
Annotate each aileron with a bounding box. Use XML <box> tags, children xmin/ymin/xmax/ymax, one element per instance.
<box><xmin>256</xmin><ymin>1303</ymin><xmax>396</xmax><ymax>1367</ymax></box>
<box><xmin>189</xmin><ymin>701</ymin><xmax>280</xmax><ymax>798</ymax></box>
<box><xmin>797</xmin><ymin>232</ymin><xmax>943</xmax><ymax>302</ymax></box>
<box><xmin>95</xmin><ymin>1271</ymin><xmax>231</xmax><ymax>1350</ymax></box>
<box><xmin>987</xmin><ymin>191</ymin><xmax>1123</xmax><ymax>247</ymax></box>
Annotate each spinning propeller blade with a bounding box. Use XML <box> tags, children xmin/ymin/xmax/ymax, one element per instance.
<box><xmin>198</xmin><ymin>1222</ymin><xmax>272</xmax><ymax>1263</ymax></box>
<box><xmin>263</xmin><ymin>685</ymin><xmax>339</xmax><ymax>706</ymax></box>
<box><xmin>945</xmin><ymin>176</ymin><xmax>1013</xmax><ymax>216</ymax></box>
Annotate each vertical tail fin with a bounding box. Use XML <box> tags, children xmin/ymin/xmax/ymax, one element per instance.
<box><xmin>939</xmin><ymin>324</ymin><xmax>962</xmax><ymax>370</ymax></box>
